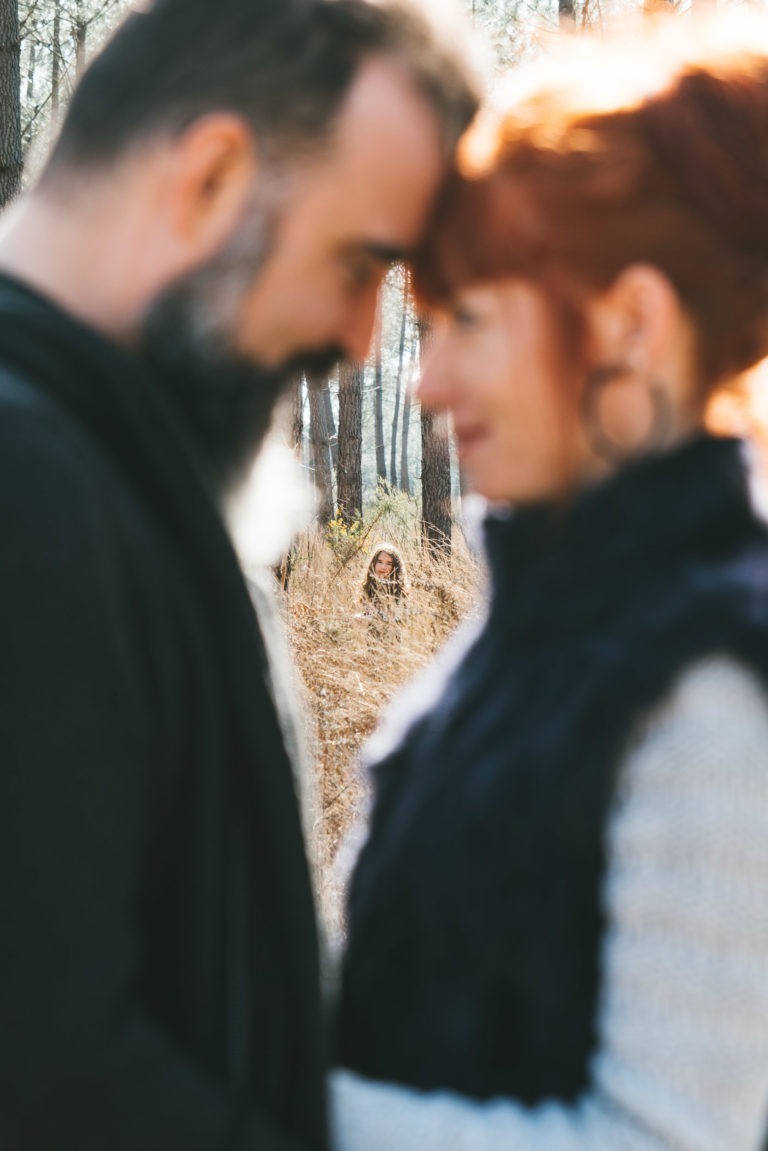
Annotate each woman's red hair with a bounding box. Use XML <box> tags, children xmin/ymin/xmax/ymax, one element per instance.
<box><xmin>414</xmin><ymin>14</ymin><xmax>768</xmax><ymax>391</ymax></box>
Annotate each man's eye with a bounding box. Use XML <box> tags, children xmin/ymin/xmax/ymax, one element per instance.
<box><xmin>452</xmin><ymin>305</ymin><xmax>480</xmax><ymax>328</ymax></box>
<box><xmin>343</xmin><ymin>254</ymin><xmax>382</xmax><ymax>290</ymax></box>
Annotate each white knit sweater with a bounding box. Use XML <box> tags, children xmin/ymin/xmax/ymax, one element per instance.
<box><xmin>331</xmin><ymin>656</ymin><xmax>768</xmax><ymax>1151</ymax></box>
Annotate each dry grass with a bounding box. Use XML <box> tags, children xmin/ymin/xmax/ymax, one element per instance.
<box><xmin>282</xmin><ymin>494</ymin><xmax>481</xmax><ymax>940</ymax></box>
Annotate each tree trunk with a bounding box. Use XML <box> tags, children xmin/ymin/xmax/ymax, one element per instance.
<box><xmin>291</xmin><ymin>377</ymin><xmax>304</xmax><ymax>453</ymax></box>
<box><xmin>309</xmin><ymin>381</ymin><xmax>334</xmax><ymax>525</ymax></box>
<box><xmin>0</xmin><ymin>0</ymin><xmax>22</xmax><ymax>209</ymax></box>
<box><xmin>400</xmin><ymin>335</ymin><xmax>417</xmax><ymax>498</ymax></box>
<box><xmin>336</xmin><ymin>362</ymin><xmax>363</xmax><ymax>525</ymax></box>
<box><xmin>323</xmin><ymin>383</ymin><xmax>337</xmax><ymax>468</ymax></box>
<box><xmin>419</xmin><ymin>320</ymin><xmax>452</xmax><ymax>556</ymax></box>
<box><xmin>421</xmin><ymin>409</ymin><xmax>452</xmax><ymax>555</ymax></box>
<box><xmin>25</xmin><ymin>34</ymin><xmax>34</xmax><ymax>102</ymax></box>
<box><xmin>390</xmin><ymin>372</ymin><xmax>401</xmax><ymax>491</ymax></box>
<box><xmin>75</xmin><ymin>0</ymin><xmax>87</xmax><ymax>78</ymax></box>
<box><xmin>51</xmin><ymin>0</ymin><xmax>61</xmax><ymax>121</ymax></box>
<box><xmin>373</xmin><ymin>295</ymin><xmax>387</xmax><ymax>485</ymax></box>
<box><xmin>390</xmin><ymin>277</ymin><xmax>409</xmax><ymax>489</ymax></box>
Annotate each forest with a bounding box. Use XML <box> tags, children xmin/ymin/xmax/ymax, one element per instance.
<box><xmin>0</xmin><ymin>0</ymin><xmax>746</xmax><ymax>921</ymax></box>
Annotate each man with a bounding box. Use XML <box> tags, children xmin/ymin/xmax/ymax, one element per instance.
<box><xmin>0</xmin><ymin>1</ymin><xmax>477</xmax><ymax>1146</ymax></box>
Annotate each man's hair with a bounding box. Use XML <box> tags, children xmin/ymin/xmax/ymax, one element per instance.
<box><xmin>41</xmin><ymin>0</ymin><xmax>479</xmax><ymax>183</ymax></box>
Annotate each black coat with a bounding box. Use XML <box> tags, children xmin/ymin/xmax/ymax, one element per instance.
<box><xmin>339</xmin><ymin>434</ymin><xmax>768</xmax><ymax>1105</ymax></box>
<box><xmin>0</xmin><ymin>275</ymin><xmax>327</xmax><ymax>1151</ymax></box>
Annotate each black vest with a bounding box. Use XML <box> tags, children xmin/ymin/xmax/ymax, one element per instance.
<box><xmin>339</xmin><ymin>435</ymin><xmax>768</xmax><ymax>1105</ymax></box>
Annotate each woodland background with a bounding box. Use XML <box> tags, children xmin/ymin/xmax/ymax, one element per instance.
<box><xmin>0</xmin><ymin>0</ymin><xmax>732</xmax><ymax>555</ymax></box>
<box><xmin>0</xmin><ymin>0</ymin><xmax>743</xmax><ymax>929</ymax></box>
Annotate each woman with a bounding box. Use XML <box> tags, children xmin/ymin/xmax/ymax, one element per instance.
<box><xmin>360</xmin><ymin>542</ymin><xmax>409</xmax><ymax>620</ymax></box>
<box><xmin>333</xmin><ymin>16</ymin><xmax>768</xmax><ymax>1151</ymax></box>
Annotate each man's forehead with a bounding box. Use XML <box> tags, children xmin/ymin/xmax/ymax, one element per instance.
<box><xmin>326</xmin><ymin>54</ymin><xmax>444</xmax><ymax>169</ymax></box>
<box><xmin>295</xmin><ymin>58</ymin><xmax>445</xmax><ymax>249</ymax></box>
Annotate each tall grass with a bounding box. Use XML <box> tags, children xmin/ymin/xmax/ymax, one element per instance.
<box><xmin>282</xmin><ymin>488</ymin><xmax>482</xmax><ymax>941</ymax></box>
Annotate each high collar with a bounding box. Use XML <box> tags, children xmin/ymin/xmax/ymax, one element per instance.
<box><xmin>0</xmin><ymin>268</ymin><xmax>221</xmax><ymax>485</ymax></box>
<box><xmin>482</xmin><ymin>434</ymin><xmax>758</xmax><ymax>637</ymax></box>
<box><xmin>0</xmin><ymin>270</ymin><xmax>229</xmax><ymax>544</ymax></box>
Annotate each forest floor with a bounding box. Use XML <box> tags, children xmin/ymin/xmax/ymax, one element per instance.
<box><xmin>281</xmin><ymin>488</ymin><xmax>482</xmax><ymax>943</ymax></box>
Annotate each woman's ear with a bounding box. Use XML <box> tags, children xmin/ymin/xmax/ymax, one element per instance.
<box><xmin>586</xmin><ymin>263</ymin><xmax>686</xmax><ymax>372</ymax></box>
<box><xmin>579</xmin><ymin>264</ymin><xmax>702</xmax><ymax>461</ymax></box>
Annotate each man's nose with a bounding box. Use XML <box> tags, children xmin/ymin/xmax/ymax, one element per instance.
<box><xmin>341</xmin><ymin>287</ymin><xmax>380</xmax><ymax>364</ymax></box>
<box><xmin>415</xmin><ymin>338</ymin><xmax>451</xmax><ymax>411</ymax></box>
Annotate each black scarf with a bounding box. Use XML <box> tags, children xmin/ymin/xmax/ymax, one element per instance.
<box><xmin>339</xmin><ymin>434</ymin><xmax>768</xmax><ymax>1105</ymax></box>
<box><xmin>0</xmin><ymin>274</ymin><xmax>327</xmax><ymax>1149</ymax></box>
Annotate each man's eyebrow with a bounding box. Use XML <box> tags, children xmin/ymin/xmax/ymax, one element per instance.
<box><xmin>370</xmin><ymin>242</ymin><xmax>411</xmax><ymax>263</ymax></box>
<box><xmin>349</xmin><ymin>241</ymin><xmax>413</xmax><ymax>265</ymax></box>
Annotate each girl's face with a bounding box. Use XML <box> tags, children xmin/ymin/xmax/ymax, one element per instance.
<box><xmin>417</xmin><ymin>279</ymin><xmax>592</xmax><ymax>505</ymax></box>
<box><xmin>373</xmin><ymin>552</ymin><xmax>395</xmax><ymax>579</ymax></box>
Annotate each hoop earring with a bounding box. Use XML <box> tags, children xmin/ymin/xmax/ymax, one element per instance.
<box><xmin>580</xmin><ymin>362</ymin><xmax>674</xmax><ymax>464</ymax></box>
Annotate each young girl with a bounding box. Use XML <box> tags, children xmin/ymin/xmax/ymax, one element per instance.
<box><xmin>360</xmin><ymin>543</ymin><xmax>409</xmax><ymax>622</ymax></box>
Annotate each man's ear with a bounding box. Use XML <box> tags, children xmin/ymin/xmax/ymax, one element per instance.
<box><xmin>166</xmin><ymin>113</ymin><xmax>258</xmax><ymax>264</ymax></box>
<box><xmin>586</xmin><ymin>263</ymin><xmax>684</xmax><ymax>370</ymax></box>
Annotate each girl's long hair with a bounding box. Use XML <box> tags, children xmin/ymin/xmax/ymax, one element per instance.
<box><xmin>361</xmin><ymin>542</ymin><xmax>410</xmax><ymax>602</ymax></box>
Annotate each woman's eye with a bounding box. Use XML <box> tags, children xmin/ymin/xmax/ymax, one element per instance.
<box><xmin>453</xmin><ymin>305</ymin><xmax>480</xmax><ymax>328</ymax></box>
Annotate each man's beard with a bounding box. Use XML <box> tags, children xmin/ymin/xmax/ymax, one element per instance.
<box><xmin>137</xmin><ymin>195</ymin><xmax>342</xmax><ymax>494</ymax></box>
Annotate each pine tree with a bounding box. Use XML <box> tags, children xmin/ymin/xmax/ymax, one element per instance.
<box><xmin>0</xmin><ymin>0</ymin><xmax>22</xmax><ymax>209</ymax></box>
<box><xmin>336</xmin><ymin>362</ymin><xmax>363</xmax><ymax>525</ymax></box>
<box><xmin>418</xmin><ymin>320</ymin><xmax>452</xmax><ymax>555</ymax></box>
